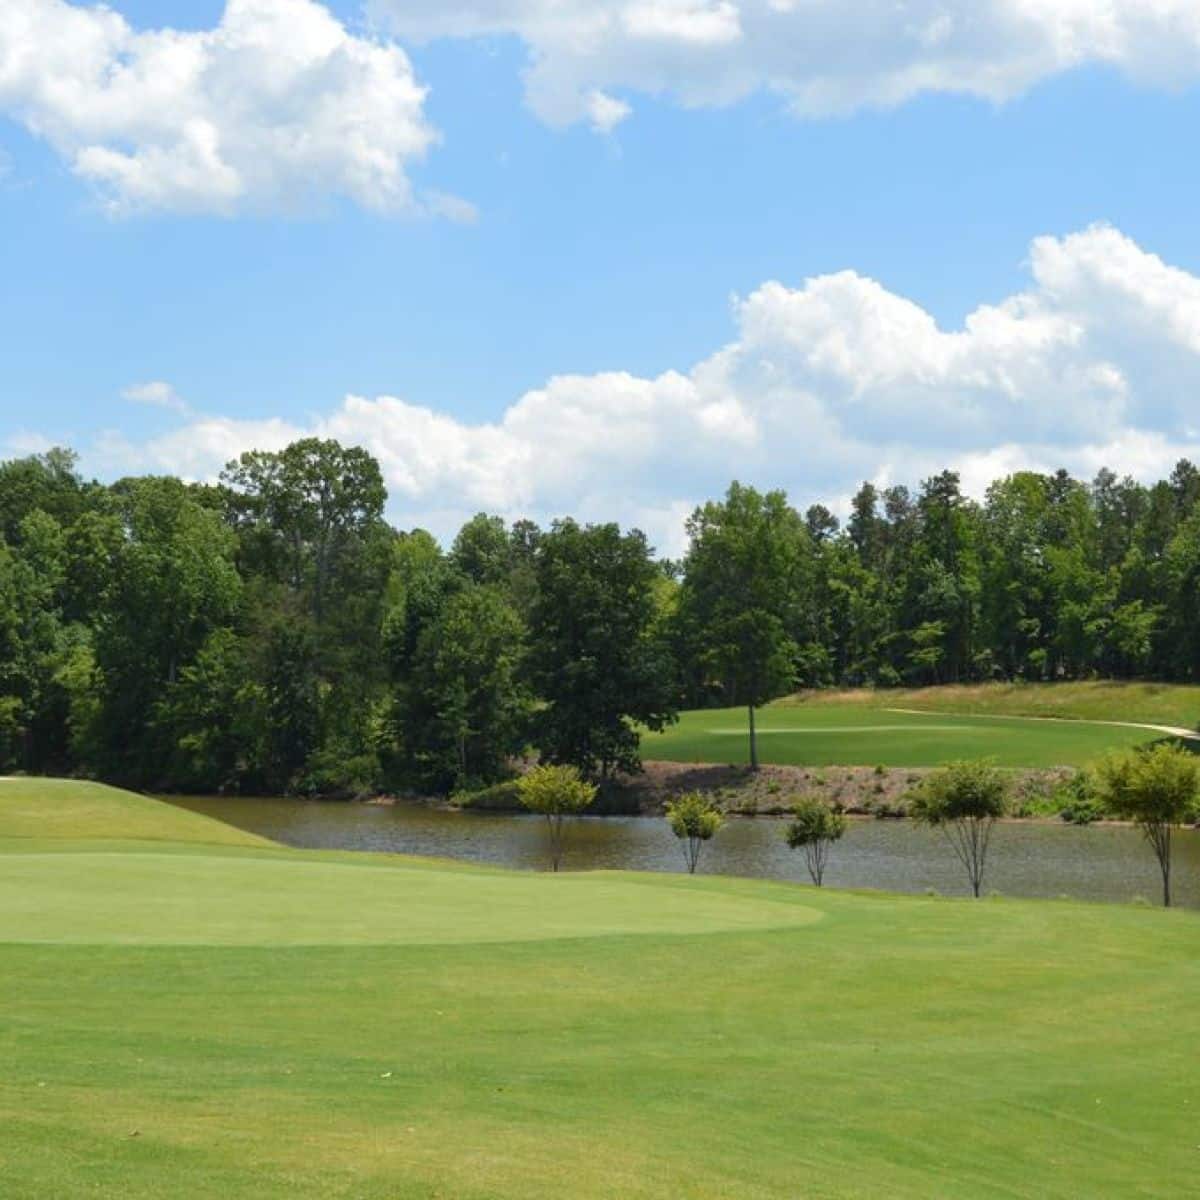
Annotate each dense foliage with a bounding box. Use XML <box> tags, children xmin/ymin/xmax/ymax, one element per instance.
<box><xmin>4</xmin><ymin>439</ymin><xmax>1200</xmax><ymax>794</ymax></box>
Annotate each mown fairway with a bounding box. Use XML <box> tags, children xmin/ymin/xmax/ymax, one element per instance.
<box><xmin>641</xmin><ymin>702</ymin><xmax>1173</xmax><ymax>768</ymax></box>
<box><xmin>2</xmin><ymin>781</ymin><xmax>1200</xmax><ymax>1198</ymax></box>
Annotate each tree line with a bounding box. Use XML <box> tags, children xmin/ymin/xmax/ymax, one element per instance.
<box><xmin>3</xmin><ymin>438</ymin><xmax>1200</xmax><ymax>794</ymax></box>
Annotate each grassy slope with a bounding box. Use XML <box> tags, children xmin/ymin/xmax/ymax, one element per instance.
<box><xmin>641</xmin><ymin>702</ymin><xmax>1161</xmax><ymax>769</ymax></box>
<box><xmin>785</xmin><ymin>680</ymin><xmax>1200</xmax><ymax>728</ymax></box>
<box><xmin>0</xmin><ymin>778</ymin><xmax>271</xmax><ymax>847</ymax></box>
<box><xmin>2</xmin><ymin>781</ymin><xmax>1199</xmax><ymax>1198</ymax></box>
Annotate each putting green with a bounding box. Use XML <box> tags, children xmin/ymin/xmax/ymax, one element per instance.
<box><xmin>0</xmin><ymin>846</ymin><xmax>821</xmax><ymax>946</ymax></box>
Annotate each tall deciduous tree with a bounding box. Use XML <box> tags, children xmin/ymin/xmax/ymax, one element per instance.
<box><xmin>527</xmin><ymin>519</ymin><xmax>676</xmax><ymax>779</ymax></box>
<box><xmin>411</xmin><ymin>584</ymin><xmax>530</xmax><ymax>790</ymax></box>
<box><xmin>679</xmin><ymin>482</ymin><xmax>807</xmax><ymax>769</ymax></box>
<box><xmin>90</xmin><ymin>478</ymin><xmax>242</xmax><ymax>784</ymax></box>
<box><xmin>221</xmin><ymin>438</ymin><xmax>386</xmax><ymax>622</ymax></box>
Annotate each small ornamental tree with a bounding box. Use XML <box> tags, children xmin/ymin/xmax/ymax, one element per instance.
<box><xmin>665</xmin><ymin>791</ymin><xmax>724</xmax><ymax>874</ymax></box>
<box><xmin>910</xmin><ymin>759</ymin><xmax>1008</xmax><ymax>898</ymax></box>
<box><xmin>785</xmin><ymin>796</ymin><xmax>846</xmax><ymax>887</ymax></box>
<box><xmin>1095</xmin><ymin>743</ymin><xmax>1200</xmax><ymax>907</ymax></box>
<box><xmin>516</xmin><ymin>764</ymin><xmax>598</xmax><ymax>872</ymax></box>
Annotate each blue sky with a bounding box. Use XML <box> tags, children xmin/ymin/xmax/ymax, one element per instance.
<box><xmin>5</xmin><ymin>1</ymin><xmax>1200</xmax><ymax>549</ymax></box>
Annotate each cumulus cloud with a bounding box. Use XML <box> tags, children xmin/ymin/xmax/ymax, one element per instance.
<box><xmin>60</xmin><ymin>225</ymin><xmax>1200</xmax><ymax>554</ymax></box>
<box><xmin>122</xmin><ymin>381</ymin><xmax>190</xmax><ymax>414</ymax></box>
<box><xmin>0</xmin><ymin>0</ymin><xmax>439</xmax><ymax>215</ymax></box>
<box><xmin>370</xmin><ymin>0</ymin><xmax>1200</xmax><ymax>127</ymax></box>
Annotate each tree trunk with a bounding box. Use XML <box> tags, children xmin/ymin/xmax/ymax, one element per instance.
<box><xmin>748</xmin><ymin>705</ymin><xmax>758</xmax><ymax>771</ymax></box>
<box><xmin>1153</xmin><ymin>824</ymin><xmax>1171</xmax><ymax>907</ymax></box>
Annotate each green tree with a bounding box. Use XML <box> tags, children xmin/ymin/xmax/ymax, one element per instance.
<box><xmin>785</xmin><ymin>796</ymin><xmax>846</xmax><ymax>886</ymax></box>
<box><xmin>221</xmin><ymin>438</ymin><xmax>386</xmax><ymax>622</ymax></box>
<box><xmin>87</xmin><ymin>478</ymin><xmax>242</xmax><ymax>784</ymax></box>
<box><xmin>0</xmin><ymin>448</ymin><xmax>89</xmax><ymax>545</ymax></box>
<box><xmin>679</xmin><ymin>482</ymin><xmax>807</xmax><ymax>769</ymax></box>
<box><xmin>517</xmin><ymin>764</ymin><xmax>598</xmax><ymax>871</ymax></box>
<box><xmin>527</xmin><ymin>519</ymin><xmax>677</xmax><ymax>779</ymax></box>
<box><xmin>450</xmin><ymin>513</ymin><xmax>512</xmax><ymax>585</ymax></box>
<box><xmin>0</xmin><ymin>511</ymin><xmax>70</xmax><ymax>771</ymax></box>
<box><xmin>153</xmin><ymin>627</ymin><xmax>255</xmax><ymax>792</ymax></box>
<box><xmin>1095</xmin><ymin>743</ymin><xmax>1200</xmax><ymax>907</ymax></box>
<box><xmin>910</xmin><ymin>760</ymin><xmax>1008</xmax><ymax>897</ymax></box>
<box><xmin>665</xmin><ymin>791</ymin><xmax>724</xmax><ymax>874</ymax></box>
<box><xmin>410</xmin><ymin>585</ymin><xmax>530</xmax><ymax>790</ymax></box>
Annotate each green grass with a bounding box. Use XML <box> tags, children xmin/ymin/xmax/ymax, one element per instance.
<box><xmin>785</xmin><ymin>681</ymin><xmax>1200</xmax><ymax>728</ymax></box>
<box><xmin>641</xmin><ymin>701</ymin><xmax>1171</xmax><ymax>769</ymax></box>
<box><xmin>0</xmin><ymin>777</ymin><xmax>272</xmax><ymax>847</ymax></box>
<box><xmin>3</xmin><ymin>779</ymin><xmax>1199</xmax><ymax>1197</ymax></box>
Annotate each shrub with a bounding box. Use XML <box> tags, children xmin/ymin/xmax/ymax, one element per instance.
<box><xmin>454</xmin><ymin>779</ymin><xmax>522</xmax><ymax>811</ymax></box>
<box><xmin>517</xmin><ymin>765</ymin><xmax>598</xmax><ymax>871</ymax></box>
<box><xmin>1054</xmin><ymin>772</ymin><xmax>1105</xmax><ymax>825</ymax></box>
<box><xmin>665</xmin><ymin>792</ymin><xmax>725</xmax><ymax>874</ymax></box>
<box><xmin>1095</xmin><ymin>744</ymin><xmax>1200</xmax><ymax>907</ymax></box>
<box><xmin>910</xmin><ymin>759</ymin><xmax>1008</xmax><ymax>898</ymax></box>
<box><xmin>294</xmin><ymin>749</ymin><xmax>381</xmax><ymax>799</ymax></box>
<box><xmin>785</xmin><ymin>795</ymin><xmax>846</xmax><ymax>886</ymax></box>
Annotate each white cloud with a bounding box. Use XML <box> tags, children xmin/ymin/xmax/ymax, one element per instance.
<box><xmin>0</xmin><ymin>0</ymin><xmax>440</xmax><ymax>215</ymax></box>
<box><xmin>585</xmin><ymin>90</ymin><xmax>633</xmax><ymax>133</ymax></box>
<box><xmin>122</xmin><ymin>381</ymin><xmax>189</xmax><ymax>414</ymax></box>
<box><xmin>59</xmin><ymin>225</ymin><xmax>1200</xmax><ymax>555</ymax></box>
<box><xmin>370</xmin><ymin>0</ymin><xmax>1200</xmax><ymax>128</ymax></box>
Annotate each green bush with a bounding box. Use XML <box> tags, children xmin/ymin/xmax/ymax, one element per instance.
<box><xmin>665</xmin><ymin>792</ymin><xmax>725</xmax><ymax>874</ymax></box>
<box><xmin>785</xmin><ymin>795</ymin><xmax>846</xmax><ymax>886</ymax></box>
<box><xmin>1053</xmin><ymin>771</ymin><xmax>1103</xmax><ymax>825</ymax></box>
<box><xmin>454</xmin><ymin>779</ymin><xmax>523</xmax><ymax>811</ymax></box>
<box><xmin>294</xmin><ymin>750</ymin><xmax>382</xmax><ymax>799</ymax></box>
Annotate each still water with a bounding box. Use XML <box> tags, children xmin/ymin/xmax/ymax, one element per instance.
<box><xmin>165</xmin><ymin>795</ymin><xmax>1200</xmax><ymax>908</ymax></box>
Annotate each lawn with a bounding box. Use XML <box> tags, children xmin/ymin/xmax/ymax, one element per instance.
<box><xmin>2</xmin><ymin>780</ymin><xmax>1199</xmax><ymax>1197</ymax></box>
<box><xmin>782</xmin><ymin>681</ymin><xmax>1200</xmax><ymax>729</ymax></box>
<box><xmin>640</xmin><ymin>701</ymin><xmax>1170</xmax><ymax>769</ymax></box>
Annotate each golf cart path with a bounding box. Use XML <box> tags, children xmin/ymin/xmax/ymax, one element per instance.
<box><xmin>885</xmin><ymin>708</ymin><xmax>1200</xmax><ymax>740</ymax></box>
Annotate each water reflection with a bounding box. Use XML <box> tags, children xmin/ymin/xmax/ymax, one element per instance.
<box><xmin>165</xmin><ymin>795</ymin><xmax>1200</xmax><ymax>908</ymax></box>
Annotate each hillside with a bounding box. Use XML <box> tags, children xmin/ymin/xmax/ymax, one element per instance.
<box><xmin>782</xmin><ymin>681</ymin><xmax>1200</xmax><ymax>729</ymax></box>
<box><xmin>0</xmin><ymin>778</ymin><xmax>272</xmax><ymax>848</ymax></box>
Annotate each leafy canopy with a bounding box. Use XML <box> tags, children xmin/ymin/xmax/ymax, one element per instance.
<box><xmin>1095</xmin><ymin>742</ymin><xmax>1200</xmax><ymax>827</ymax></box>
<box><xmin>910</xmin><ymin>759</ymin><xmax>1008</xmax><ymax>825</ymax></box>
<box><xmin>665</xmin><ymin>791</ymin><xmax>724</xmax><ymax>842</ymax></box>
<box><xmin>785</xmin><ymin>796</ymin><xmax>847</xmax><ymax>849</ymax></box>
<box><xmin>785</xmin><ymin>795</ymin><xmax>846</xmax><ymax>886</ymax></box>
<box><xmin>664</xmin><ymin>791</ymin><xmax>724</xmax><ymax>874</ymax></box>
<box><xmin>516</xmin><ymin>764</ymin><xmax>598</xmax><ymax>819</ymax></box>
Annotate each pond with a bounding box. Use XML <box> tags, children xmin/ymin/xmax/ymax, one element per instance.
<box><xmin>164</xmin><ymin>795</ymin><xmax>1200</xmax><ymax>908</ymax></box>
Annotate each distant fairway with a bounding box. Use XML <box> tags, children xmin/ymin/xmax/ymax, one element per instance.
<box><xmin>641</xmin><ymin>701</ymin><xmax>1180</xmax><ymax>768</ymax></box>
<box><xmin>4</xmin><ymin>779</ymin><xmax>1200</xmax><ymax>1199</ymax></box>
